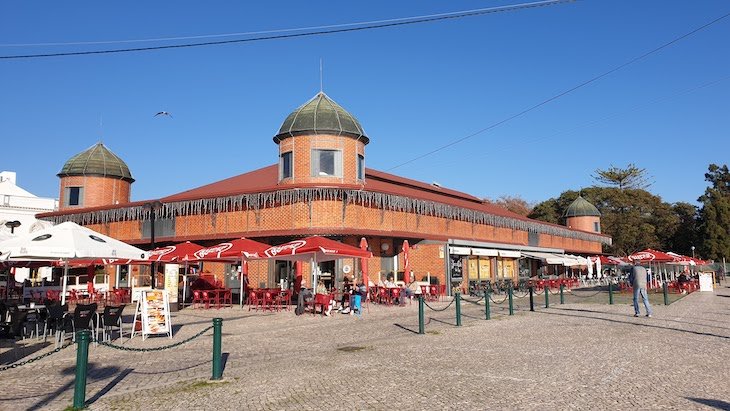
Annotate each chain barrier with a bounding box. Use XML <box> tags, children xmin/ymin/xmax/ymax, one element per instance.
<box><xmin>424</xmin><ymin>298</ymin><xmax>455</xmax><ymax>312</ymax></box>
<box><xmin>489</xmin><ymin>294</ymin><xmax>508</xmax><ymax>304</ymax></box>
<box><xmin>547</xmin><ymin>287</ymin><xmax>561</xmax><ymax>296</ymax></box>
<box><xmin>95</xmin><ymin>325</ymin><xmax>213</xmax><ymax>352</ymax></box>
<box><xmin>568</xmin><ymin>289</ymin><xmax>604</xmax><ymax>298</ymax></box>
<box><xmin>513</xmin><ymin>290</ymin><xmax>530</xmax><ymax>299</ymax></box>
<box><xmin>461</xmin><ymin>295</ymin><xmax>485</xmax><ymax>305</ymax></box>
<box><xmin>0</xmin><ymin>341</ymin><xmax>75</xmax><ymax>372</ymax></box>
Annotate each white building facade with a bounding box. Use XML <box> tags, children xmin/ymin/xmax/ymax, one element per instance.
<box><xmin>0</xmin><ymin>171</ymin><xmax>58</xmax><ymax>240</ymax></box>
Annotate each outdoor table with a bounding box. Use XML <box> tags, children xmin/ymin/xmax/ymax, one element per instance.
<box><xmin>17</xmin><ymin>304</ymin><xmax>47</xmax><ymax>311</ymax></box>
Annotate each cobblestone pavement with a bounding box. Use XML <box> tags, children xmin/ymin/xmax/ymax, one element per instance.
<box><xmin>1</xmin><ymin>286</ymin><xmax>729</xmax><ymax>410</ymax></box>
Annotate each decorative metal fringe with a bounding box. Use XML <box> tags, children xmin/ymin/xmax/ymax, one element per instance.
<box><xmin>41</xmin><ymin>188</ymin><xmax>611</xmax><ymax>245</ymax></box>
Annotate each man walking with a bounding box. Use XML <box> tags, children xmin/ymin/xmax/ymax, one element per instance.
<box><xmin>630</xmin><ymin>259</ymin><xmax>652</xmax><ymax>318</ymax></box>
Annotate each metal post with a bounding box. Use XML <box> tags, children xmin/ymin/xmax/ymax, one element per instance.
<box><xmin>73</xmin><ymin>330</ymin><xmax>91</xmax><ymax>409</ymax></box>
<box><xmin>485</xmin><ymin>290</ymin><xmax>491</xmax><ymax>320</ymax></box>
<box><xmin>508</xmin><ymin>283</ymin><xmax>514</xmax><ymax>316</ymax></box>
<box><xmin>609</xmin><ymin>281</ymin><xmax>614</xmax><ymax>305</ymax></box>
<box><xmin>418</xmin><ymin>295</ymin><xmax>425</xmax><ymax>334</ymax></box>
<box><xmin>212</xmin><ymin>318</ymin><xmax>223</xmax><ymax>380</ymax></box>
<box><xmin>560</xmin><ymin>283</ymin><xmax>565</xmax><ymax>305</ymax></box>
<box><xmin>455</xmin><ymin>292</ymin><xmax>462</xmax><ymax>327</ymax></box>
<box><xmin>529</xmin><ymin>286</ymin><xmax>534</xmax><ymax>311</ymax></box>
<box><xmin>544</xmin><ymin>284</ymin><xmax>549</xmax><ymax>308</ymax></box>
<box><xmin>663</xmin><ymin>281</ymin><xmax>669</xmax><ymax>306</ymax></box>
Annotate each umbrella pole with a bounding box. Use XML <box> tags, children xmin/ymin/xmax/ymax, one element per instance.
<box><xmin>239</xmin><ymin>256</ymin><xmax>244</xmax><ymax>308</ymax></box>
<box><xmin>61</xmin><ymin>260</ymin><xmax>69</xmax><ymax>306</ymax></box>
<box><xmin>182</xmin><ymin>261</ymin><xmax>188</xmax><ymax>308</ymax></box>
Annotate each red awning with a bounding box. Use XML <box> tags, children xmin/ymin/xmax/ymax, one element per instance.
<box><xmin>193</xmin><ymin>238</ymin><xmax>270</xmax><ymax>261</ymax></box>
<box><xmin>148</xmin><ymin>241</ymin><xmax>203</xmax><ymax>263</ymax></box>
<box><xmin>263</xmin><ymin>236</ymin><xmax>372</xmax><ymax>262</ymax></box>
<box><xmin>628</xmin><ymin>249</ymin><xmax>680</xmax><ymax>263</ymax></box>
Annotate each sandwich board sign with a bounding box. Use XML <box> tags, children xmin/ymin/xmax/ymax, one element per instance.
<box><xmin>132</xmin><ymin>289</ymin><xmax>173</xmax><ymax>340</ymax></box>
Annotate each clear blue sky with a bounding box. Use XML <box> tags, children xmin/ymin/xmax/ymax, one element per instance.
<box><xmin>1</xmin><ymin>1</ymin><xmax>728</xmax><ymax>206</ymax></box>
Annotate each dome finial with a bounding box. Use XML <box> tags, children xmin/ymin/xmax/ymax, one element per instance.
<box><xmin>319</xmin><ymin>58</ymin><xmax>324</xmax><ymax>93</ymax></box>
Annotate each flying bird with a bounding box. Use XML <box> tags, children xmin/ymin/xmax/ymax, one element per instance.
<box><xmin>154</xmin><ymin>111</ymin><xmax>173</xmax><ymax>118</ymax></box>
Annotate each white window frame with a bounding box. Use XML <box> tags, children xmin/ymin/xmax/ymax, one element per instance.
<box><xmin>65</xmin><ymin>186</ymin><xmax>84</xmax><ymax>207</ymax></box>
<box><xmin>280</xmin><ymin>151</ymin><xmax>293</xmax><ymax>180</ymax></box>
<box><xmin>311</xmin><ymin>149</ymin><xmax>342</xmax><ymax>178</ymax></box>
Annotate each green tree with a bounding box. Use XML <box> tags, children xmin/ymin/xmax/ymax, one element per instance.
<box><xmin>529</xmin><ymin>187</ymin><xmax>678</xmax><ymax>256</ymax></box>
<box><xmin>667</xmin><ymin>202</ymin><xmax>698</xmax><ymax>256</ymax></box>
<box><xmin>593</xmin><ymin>163</ymin><xmax>652</xmax><ymax>190</ymax></box>
<box><xmin>698</xmin><ymin>164</ymin><xmax>730</xmax><ymax>261</ymax></box>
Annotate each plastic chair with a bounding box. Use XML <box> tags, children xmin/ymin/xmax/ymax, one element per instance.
<box><xmin>101</xmin><ymin>305</ymin><xmax>126</xmax><ymax>341</ymax></box>
<box><xmin>59</xmin><ymin>303</ymin><xmax>97</xmax><ymax>346</ymax></box>
<box><xmin>192</xmin><ymin>290</ymin><xmax>205</xmax><ymax>309</ymax></box>
<box><xmin>246</xmin><ymin>290</ymin><xmax>261</xmax><ymax>311</ymax></box>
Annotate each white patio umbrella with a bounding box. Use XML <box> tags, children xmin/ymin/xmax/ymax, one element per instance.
<box><xmin>0</xmin><ymin>221</ymin><xmax>148</xmax><ymax>305</ymax></box>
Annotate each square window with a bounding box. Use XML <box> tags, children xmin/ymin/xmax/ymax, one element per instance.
<box><xmin>311</xmin><ymin>149</ymin><xmax>342</xmax><ymax>177</ymax></box>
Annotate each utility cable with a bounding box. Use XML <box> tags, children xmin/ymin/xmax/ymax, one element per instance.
<box><xmin>386</xmin><ymin>10</ymin><xmax>730</xmax><ymax>171</ymax></box>
<box><xmin>0</xmin><ymin>0</ymin><xmax>572</xmax><ymax>60</ymax></box>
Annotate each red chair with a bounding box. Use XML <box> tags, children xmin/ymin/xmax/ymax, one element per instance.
<box><xmin>389</xmin><ymin>288</ymin><xmax>401</xmax><ymax>306</ymax></box>
<box><xmin>192</xmin><ymin>290</ymin><xmax>204</xmax><ymax>309</ymax></box>
<box><xmin>262</xmin><ymin>291</ymin><xmax>277</xmax><ymax>311</ymax></box>
<box><xmin>377</xmin><ymin>288</ymin><xmax>388</xmax><ymax>305</ymax></box>
<box><xmin>276</xmin><ymin>290</ymin><xmax>292</xmax><ymax>311</ymax></box>
<box><xmin>246</xmin><ymin>290</ymin><xmax>261</xmax><ymax>311</ymax></box>
<box><xmin>222</xmin><ymin>289</ymin><xmax>233</xmax><ymax>307</ymax></box>
<box><xmin>428</xmin><ymin>286</ymin><xmax>439</xmax><ymax>302</ymax></box>
<box><xmin>312</xmin><ymin>294</ymin><xmax>330</xmax><ymax>316</ymax></box>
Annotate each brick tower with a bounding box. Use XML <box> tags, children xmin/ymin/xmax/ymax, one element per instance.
<box><xmin>273</xmin><ymin>92</ymin><xmax>369</xmax><ymax>186</ymax></box>
<box><xmin>563</xmin><ymin>195</ymin><xmax>601</xmax><ymax>233</ymax></box>
<box><xmin>57</xmin><ymin>142</ymin><xmax>134</xmax><ymax>210</ymax></box>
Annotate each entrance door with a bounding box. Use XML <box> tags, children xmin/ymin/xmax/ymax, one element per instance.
<box><xmin>272</xmin><ymin>261</ymin><xmax>293</xmax><ymax>291</ymax></box>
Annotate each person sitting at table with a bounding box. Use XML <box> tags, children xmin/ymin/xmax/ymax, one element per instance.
<box><xmin>316</xmin><ymin>280</ymin><xmax>335</xmax><ymax>316</ymax></box>
<box><xmin>336</xmin><ymin>277</ymin><xmax>353</xmax><ymax>312</ymax></box>
<box><xmin>342</xmin><ymin>278</ymin><xmax>367</xmax><ymax>315</ymax></box>
<box><xmin>384</xmin><ymin>273</ymin><xmax>396</xmax><ymax>288</ymax></box>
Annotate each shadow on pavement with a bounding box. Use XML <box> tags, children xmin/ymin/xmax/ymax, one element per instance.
<box><xmin>685</xmin><ymin>397</ymin><xmax>730</xmax><ymax>410</ymax></box>
<box><xmin>536</xmin><ymin>310</ymin><xmax>730</xmax><ymax>341</ymax></box>
<box><xmin>393</xmin><ymin>323</ymin><xmax>419</xmax><ymax>335</ymax></box>
<box><xmin>552</xmin><ymin>307</ymin><xmax>730</xmax><ymax>331</ymax></box>
<box><xmin>0</xmin><ymin>340</ymin><xmax>53</xmax><ymax>365</ymax></box>
<box><xmin>129</xmin><ymin>359</ymin><xmax>210</xmax><ymax>375</ymax></box>
<box><xmin>86</xmin><ymin>368</ymin><xmax>134</xmax><ymax>406</ymax></box>
<box><xmin>28</xmin><ymin>363</ymin><xmax>122</xmax><ymax>410</ymax></box>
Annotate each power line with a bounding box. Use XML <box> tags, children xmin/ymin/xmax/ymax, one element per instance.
<box><xmin>0</xmin><ymin>1</ymin><xmax>569</xmax><ymax>48</ymax></box>
<box><xmin>0</xmin><ymin>0</ymin><xmax>572</xmax><ymax>60</ymax></box>
<box><xmin>386</xmin><ymin>10</ymin><xmax>730</xmax><ymax>172</ymax></box>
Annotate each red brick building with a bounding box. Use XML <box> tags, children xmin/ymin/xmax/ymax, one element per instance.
<box><xmin>39</xmin><ymin>92</ymin><xmax>610</xmax><ymax>293</ymax></box>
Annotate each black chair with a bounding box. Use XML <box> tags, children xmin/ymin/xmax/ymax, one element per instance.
<box><xmin>46</xmin><ymin>302</ymin><xmax>69</xmax><ymax>346</ymax></box>
<box><xmin>7</xmin><ymin>309</ymin><xmax>29</xmax><ymax>339</ymax></box>
<box><xmin>101</xmin><ymin>304</ymin><xmax>126</xmax><ymax>341</ymax></box>
<box><xmin>59</xmin><ymin>303</ymin><xmax>97</xmax><ymax>346</ymax></box>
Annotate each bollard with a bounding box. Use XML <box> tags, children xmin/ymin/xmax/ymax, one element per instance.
<box><xmin>560</xmin><ymin>283</ymin><xmax>565</xmax><ymax>305</ymax></box>
<box><xmin>418</xmin><ymin>295</ymin><xmax>425</xmax><ymax>334</ymax></box>
<box><xmin>544</xmin><ymin>285</ymin><xmax>549</xmax><ymax>308</ymax></box>
<box><xmin>609</xmin><ymin>281</ymin><xmax>614</xmax><ymax>305</ymax></box>
<box><xmin>212</xmin><ymin>318</ymin><xmax>223</xmax><ymax>380</ymax></box>
<box><xmin>455</xmin><ymin>292</ymin><xmax>462</xmax><ymax>327</ymax></box>
<box><xmin>485</xmin><ymin>290</ymin><xmax>491</xmax><ymax>320</ymax></box>
<box><xmin>529</xmin><ymin>286</ymin><xmax>535</xmax><ymax>312</ymax></box>
<box><xmin>73</xmin><ymin>330</ymin><xmax>91</xmax><ymax>409</ymax></box>
<box><xmin>508</xmin><ymin>283</ymin><xmax>514</xmax><ymax>316</ymax></box>
<box><xmin>663</xmin><ymin>281</ymin><xmax>669</xmax><ymax>306</ymax></box>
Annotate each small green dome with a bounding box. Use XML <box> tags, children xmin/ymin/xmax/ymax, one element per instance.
<box><xmin>58</xmin><ymin>142</ymin><xmax>134</xmax><ymax>183</ymax></box>
<box><xmin>274</xmin><ymin>92</ymin><xmax>369</xmax><ymax>144</ymax></box>
<box><xmin>564</xmin><ymin>195</ymin><xmax>600</xmax><ymax>217</ymax></box>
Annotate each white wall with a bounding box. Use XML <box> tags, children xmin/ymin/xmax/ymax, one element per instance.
<box><xmin>0</xmin><ymin>170</ymin><xmax>58</xmax><ymax>238</ymax></box>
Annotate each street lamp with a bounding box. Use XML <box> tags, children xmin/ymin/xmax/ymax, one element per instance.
<box><xmin>691</xmin><ymin>246</ymin><xmax>696</xmax><ymax>259</ymax></box>
<box><xmin>143</xmin><ymin>200</ymin><xmax>163</xmax><ymax>288</ymax></box>
<box><xmin>4</xmin><ymin>220</ymin><xmax>21</xmax><ymax>234</ymax></box>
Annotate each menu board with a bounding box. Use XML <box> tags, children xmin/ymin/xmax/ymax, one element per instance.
<box><xmin>164</xmin><ymin>264</ymin><xmax>179</xmax><ymax>306</ymax></box>
<box><xmin>132</xmin><ymin>290</ymin><xmax>173</xmax><ymax>340</ymax></box>
<box><xmin>449</xmin><ymin>254</ymin><xmax>463</xmax><ymax>282</ymax></box>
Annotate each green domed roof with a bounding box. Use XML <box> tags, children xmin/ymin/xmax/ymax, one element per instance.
<box><xmin>274</xmin><ymin>92</ymin><xmax>369</xmax><ymax>144</ymax></box>
<box><xmin>57</xmin><ymin>142</ymin><xmax>134</xmax><ymax>183</ymax></box>
<box><xmin>564</xmin><ymin>195</ymin><xmax>600</xmax><ymax>218</ymax></box>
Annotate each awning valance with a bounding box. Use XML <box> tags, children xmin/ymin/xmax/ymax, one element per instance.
<box><xmin>471</xmin><ymin>248</ymin><xmax>499</xmax><ymax>257</ymax></box>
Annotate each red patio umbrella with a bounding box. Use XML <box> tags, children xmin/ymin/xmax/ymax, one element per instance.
<box><xmin>263</xmin><ymin>236</ymin><xmax>372</xmax><ymax>289</ymax></box>
<box><xmin>359</xmin><ymin>237</ymin><xmax>369</xmax><ymax>287</ymax></box>
<box><xmin>194</xmin><ymin>238</ymin><xmax>270</xmax><ymax>307</ymax></box>
<box><xmin>149</xmin><ymin>241</ymin><xmax>203</xmax><ymax>263</ymax></box>
<box><xmin>402</xmin><ymin>240</ymin><xmax>411</xmax><ymax>284</ymax></box>
<box><xmin>628</xmin><ymin>249</ymin><xmax>679</xmax><ymax>263</ymax></box>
